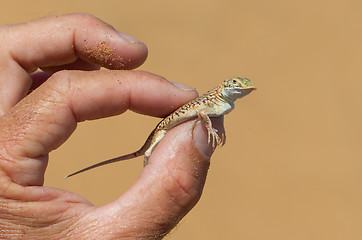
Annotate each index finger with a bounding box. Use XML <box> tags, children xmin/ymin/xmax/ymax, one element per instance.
<box><xmin>0</xmin><ymin>70</ymin><xmax>198</xmax><ymax>186</ymax></box>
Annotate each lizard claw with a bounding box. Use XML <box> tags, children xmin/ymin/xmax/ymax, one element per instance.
<box><xmin>198</xmin><ymin>111</ymin><xmax>222</xmax><ymax>149</ymax></box>
<box><xmin>207</xmin><ymin>128</ymin><xmax>221</xmax><ymax>149</ymax></box>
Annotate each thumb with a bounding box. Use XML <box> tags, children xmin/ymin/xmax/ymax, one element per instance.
<box><xmin>95</xmin><ymin>117</ymin><xmax>224</xmax><ymax>238</ymax></box>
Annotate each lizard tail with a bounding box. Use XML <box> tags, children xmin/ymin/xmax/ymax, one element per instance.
<box><xmin>64</xmin><ymin>151</ymin><xmax>144</xmax><ymax>178</ymax></box>
<box><xmin>65</xmin><ymin>129</ymin><xmax>156</xmax><ymax>178</ymax></box>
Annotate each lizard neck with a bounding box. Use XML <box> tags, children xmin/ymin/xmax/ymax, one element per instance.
<box><xmin>219</xmin><ymin>87</ymin><xmax>238</xmax><ymax>104</ymax></box>
<box><xmin>219</xmin><ymin>86</ymin><xmax>254</xmax><ymax>103</ymax></box>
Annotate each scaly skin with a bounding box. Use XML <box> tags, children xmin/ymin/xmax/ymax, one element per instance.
<box><xmin>65</xmin><ymin>77</ymin><xmax>255</xmax><ymax>178</ymax></box>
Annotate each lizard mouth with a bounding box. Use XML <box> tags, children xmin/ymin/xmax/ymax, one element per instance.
<box><xmin>235</xmin><ymin>87</ymin><xmax>256</xmax><ymax>97</ymax></box>
<box><xmin>231</xmin><ymin>87</ymin><xmax>256</xmax><ymax>92</ymax></box>
<box><xmin>243</xmin><ymin>86</ymin><xmax>257</xmax><ymax>90</ymax></box>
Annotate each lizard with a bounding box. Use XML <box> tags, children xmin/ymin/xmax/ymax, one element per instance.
<box><xmin>65</xmin><ymin>77</ymin><xmax>256</xmax><ymax>178</ymax></box>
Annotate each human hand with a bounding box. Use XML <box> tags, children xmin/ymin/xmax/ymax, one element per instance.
<box><xmin>0</xmin><ymin>13</ymin><xmax>220</xmax><ymax>239</ymax></box>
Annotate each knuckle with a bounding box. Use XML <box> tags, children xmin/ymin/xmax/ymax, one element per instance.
<box><xmin>46</xmin><ymin>70</ymin><xmax>72</xmax><ymax>95</ymax></box>
<box><xmin>67</xmin><ymin>12</ymin><xmax>98</xmax><ymax>23</ymax></box>
<box><xmin>67</xmin><ymin>13</ymin><xmax>110</xmax><ymax>29</ymax></box>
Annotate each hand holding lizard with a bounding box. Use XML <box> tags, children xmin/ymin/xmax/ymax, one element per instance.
<box><xmin>0</xmin><ymin>13</ymin><xmax>219</xmax><ymax>239</ymax></box>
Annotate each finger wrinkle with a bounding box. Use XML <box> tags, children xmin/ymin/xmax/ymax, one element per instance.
<box><xmin>0</xmin><ymin>173</ymin><xmax>22</xmax><ymax>199</ymax></box>
<box><xmin>119</xmin><ymin>74</ymin><xmax>132</xmax><ymax>112</ymax></box>
<box><xmin>0</xmin><ymin>72</ymin><xmax>73</xmax><ymax>158</ymax></box>
<box><xmin>44</xmin><ymin>71</ymin><xmax>72</xmax><ymax>106</ymax></box>
<box><xmin>0</xmin><ymin>110</ymin><xmax>38</xmax><ymax>155</ymax></box>
<box><xmin>154</xmin><ymin>122</ymin><xmax>210</xmax><ymax>209</ymax></box>
<box><xmin>162</xmin><ymin>158</ymin><xmax>204</xmax><ymax>211</ymax></box>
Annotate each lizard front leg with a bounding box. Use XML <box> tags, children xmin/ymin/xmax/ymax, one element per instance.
<box><xmin>197</xmin><ymin>111</ymin><xmax>222</xmax><ymax>148</ymax></box>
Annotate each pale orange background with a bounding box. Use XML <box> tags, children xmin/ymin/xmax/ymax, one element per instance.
<box><xmin>1</xmin><ymin>1</ymin><xmax>361</xmax><ymax>239</ymax></box>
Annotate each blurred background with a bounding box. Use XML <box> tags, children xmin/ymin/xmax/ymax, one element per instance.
<box><xmin>1</xmin><ymin>0</ymin><xmax>361</xmax><ymax>239</ymax></box>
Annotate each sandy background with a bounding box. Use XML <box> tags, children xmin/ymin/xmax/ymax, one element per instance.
<box><xmin>1</xmin><ymin>0</ymin><xmax>361</xmax><ymax>239</ymax></box>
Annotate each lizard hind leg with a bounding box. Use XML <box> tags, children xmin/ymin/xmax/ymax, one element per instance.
<box><xmin>143</xmin><ymin>129</ymin><xmax>167</xmax><ymax>166</ymax></box>
<box><xmin>197</xmin><ymin>111</ymin><xmax>222</xmax><ymax>149</ymax></box>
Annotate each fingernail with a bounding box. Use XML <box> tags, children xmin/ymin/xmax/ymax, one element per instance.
<box><xmin>118</xmin><ymin>32</ymin><xmax>144</xmax><ymax>44</ymax></box>
<box><xmin>193</xmin><ymin>121</ymin><xmax>214</xmax><ymax>159</ymax></box>
<box><xmin>171</xmin><ymin>81</ymin><xmax>195</xmax><ymax>92</ymax></box>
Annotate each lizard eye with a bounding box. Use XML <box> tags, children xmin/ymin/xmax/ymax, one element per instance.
<box><xmin>232</xmin><ymin>79</ymin><xmax>237</xmax><ymax>84</ymax></box>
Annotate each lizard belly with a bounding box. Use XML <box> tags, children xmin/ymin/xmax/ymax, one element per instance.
<box><xmin>202</xmin><ymin>101</ymin><xmax>234</xmax><ymax>117</ymax></box>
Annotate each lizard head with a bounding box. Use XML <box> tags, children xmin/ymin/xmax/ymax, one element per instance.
<box><xmin>221</xmin><ymin>77</ymin><xmax>256</xmax><ymax>100</ymax></box>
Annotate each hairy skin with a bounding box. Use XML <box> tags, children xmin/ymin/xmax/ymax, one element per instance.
<box><xmin>0</xmin><ymin>13</ymin><xmax>219</xmax><ymax>239</ymax></box>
